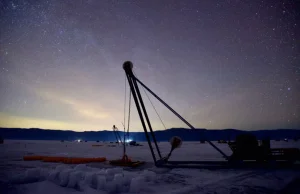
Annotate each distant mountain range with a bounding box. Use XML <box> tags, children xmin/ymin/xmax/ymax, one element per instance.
<box><xmin>0</xmin><ymin>127</ymin><xmax>299</xmax><ymax>142</ymax></box>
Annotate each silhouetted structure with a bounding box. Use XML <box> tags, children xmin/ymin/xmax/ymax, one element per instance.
<box><xmin>122</xmin><ymin>61</ymin><xmax>300</xmax><ymax>169</ymax></box>
<box><xmin>228</xmin><ymin>134</ymin><xmax>300</xmax><ymax>161</ymax></box>
<box><xmin>228</xmin><ymin>134</ymin><xmax>262</xmax><ymax>160</ymax></box>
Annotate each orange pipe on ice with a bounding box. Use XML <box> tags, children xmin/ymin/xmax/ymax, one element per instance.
<box><xmin>23</xmin><ymin>155</ymin><xmax>106</xmax><ymax>164</ymax></box>
<box><xmin>63</xmin><ymin>157</ymin><xmax>106</xmax><ymax>164</ymax></box>
<box><xmin>42</xmin><ymin>156</ymin><xmax>66</xmax><ymax>163</ymax></box>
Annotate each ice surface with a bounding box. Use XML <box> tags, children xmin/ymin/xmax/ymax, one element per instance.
<box><xmin>67</xmin><ymin>171</ymin><xmax>82</xmax><ymax>188</ymax></box>
<box><xmin>74</xmin><ymin>164</ymin><xmax>88</xmax><ymax>171</ymax></box>
<box><xmin>105</xmin><ymin>167</ymin><xmax>123</xmax><ymax>175</ymax></box>
<box><xmin>0</xmin><ymin>140</ymin><xmax>300</xmax><ymax>194</ymax></box>
<box><xmin>141</xmin><ymin>169</ymin><xmax>156</xmax><ymax>182</ymax></box>
<box><xmin>59</xmin><ymin>169</ymin><xmax>73</xmax><ymax>187</ymax></box>
<box><xmin>168</xmin><ymin>185</ymin><xmax>200</xmax><ymax>194</ymax></box>
<box><xmin>129</xmin><ymin>176</ymin><xmax>145</xmax><ymax>193</ymax></box>
<box><xmin>84</xmin><ymin>172</ymin><xmax>98</xmax><ymax>189</ymax></box>
<box><xmin>96</xmin><ymin>176</ymin><xmax>106</xmax><ymax>190</ymax></box>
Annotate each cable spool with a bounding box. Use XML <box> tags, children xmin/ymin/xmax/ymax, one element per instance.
<box><xmin>161</xmin><ymin>136</ymin><xmax>183</xmax><ymax>162</ymax></box>
<box><xmin>170</xmin><ymin>136</ymin><xmax>182</xmax><ymax>149</ymax></box>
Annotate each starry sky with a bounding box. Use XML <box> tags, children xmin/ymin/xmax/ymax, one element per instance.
<box><xmin>0</xmin><ymin>0</ymin><xmax>299</xmax><ymax>132</ymax></box>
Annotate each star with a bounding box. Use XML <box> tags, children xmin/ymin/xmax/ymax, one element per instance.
<box><xmin>0</xmin><ymin>0</ymin><xmax>298</xmax><ymax>131</ymax></box>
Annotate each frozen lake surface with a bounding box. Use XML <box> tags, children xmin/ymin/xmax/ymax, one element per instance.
<box><xmin>1</xmin><ymin>140</ymin><xmax>300</xmax><ymax>194</ymax></box>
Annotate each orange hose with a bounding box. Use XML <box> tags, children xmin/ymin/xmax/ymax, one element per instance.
<box><xmin>23</xmin><ymin>155</ymin><xmax>106</xmax><ymax>164</ymax></box>
<box><xmin>63</xmin><ymin>157</ymin><xmax>106</xmax><ymax>164</ymax></box>
<box><xmin>42</xmin><ymin>156</ymin><xmax>66</xmax><ymax>163</ymax></box>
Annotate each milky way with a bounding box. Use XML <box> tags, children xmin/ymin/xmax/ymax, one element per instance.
<box><xmin>0</xmin><ymin>0</ymin><xmax>299</xmax><ymax>131</ymax></box>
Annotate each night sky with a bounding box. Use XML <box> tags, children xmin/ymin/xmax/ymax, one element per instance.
<box><xmin>0</xmin><ymin>0</ymin><xmax>299</xmax><ymax>131</ymax></box>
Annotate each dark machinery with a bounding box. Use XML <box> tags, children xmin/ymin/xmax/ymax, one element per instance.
<box><xmin>229</xmin><ymin>134</ymin><xmax>300</xmax><ymax>162</ymax></box>
<box><xmin>122</xmin><ymin>61</ymin><xmax>300</xmax><ymax>169</ymax></box>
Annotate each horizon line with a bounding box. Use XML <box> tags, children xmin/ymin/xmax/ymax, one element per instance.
<box><xmin>0</xmin><ymin>127</ymin><xmax>299</xmax><ymax>132</ymax></box>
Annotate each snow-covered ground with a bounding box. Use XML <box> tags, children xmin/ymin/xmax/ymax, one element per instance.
<box><xmin>0</xmin><ymin>140</ymin><xmax>300</xmax><ymax>194</ymax></box>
